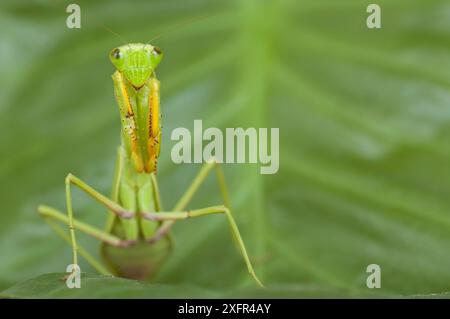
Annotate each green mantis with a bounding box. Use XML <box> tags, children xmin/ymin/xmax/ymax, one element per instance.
<box><xmin>37</xmin><ymin>43</ymin><xmax>263</xmax><ymax>287</ymax></box>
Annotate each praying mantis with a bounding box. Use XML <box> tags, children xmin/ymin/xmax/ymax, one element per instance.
<box><xmin>37</xmin><ymin>43</ymin><xmax>263</xmax><ymax>287</ymax></box>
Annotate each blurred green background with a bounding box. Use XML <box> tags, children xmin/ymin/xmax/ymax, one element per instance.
<box><xmin>1</xmin><ymin>0</ymin><xmax>450</xmax><ymax>298</ymax></box>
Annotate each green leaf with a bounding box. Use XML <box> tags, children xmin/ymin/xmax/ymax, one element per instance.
<box><xmin>1</xmin><ymin>0</ymin><xmax>450</xmax><ymax>297</ymax></box>
<box><xmin>0</xmin><ymin>273</ymin><xmax>373</xmax><ymax>298</ymax></box>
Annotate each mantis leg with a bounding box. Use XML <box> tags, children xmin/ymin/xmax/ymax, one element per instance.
<box><xmin>105</xmin><ymin>146</ymin><xmax>126</xmax><ymax>232</ymax></box>
<box><xmin>38</xmin><ymin>205</ymin><xmax>135</xmax><ymax>272</ymax></box>
<box><xmin>63</xmin><ymin>173</ymin><xmax>133</xmax><ymax>267</ymax></box>
<box><xmin>174</xmin><ymin>159</ymin><xmax>231</xmax><ymax>210</ymax></box>
<box><xmin>141</xmin><ymin>205</ymin><xmax>264</xmax><ymax>287</ymax></box>
<box><xmin>39</xmin><ymin>210</ymin><xmax>111</xmax><ymax>275</ymax></box>
<box><xmin>151</xmin><ymin>173</ymin><xmax>164</xmax><ymax>211</ymax></box>
<box><xmin>148</xmin><ymin>160</ymin><xmax>230</xmax><ymax>243</ymax></box>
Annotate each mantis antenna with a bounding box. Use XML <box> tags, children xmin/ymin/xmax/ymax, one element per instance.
<box><xmin>100</xmin><ymin>24</ymin><xmax>129</xmax><ymax>45</ymax></box>
<box><xmin>147</xmin><ymin>13</ymin><xmax>216</xmax><ymax>43</ymax></box>
<box><xmin>100</xmin><ymin>13</ymin><xmax>216</xmax><ymax>46</ymax></box>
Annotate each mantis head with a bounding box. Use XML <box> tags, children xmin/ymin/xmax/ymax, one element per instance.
<box><xmin>109</xmin><ymin>43</ymin><xmax>163</xmax><ymax>88</ymax></box>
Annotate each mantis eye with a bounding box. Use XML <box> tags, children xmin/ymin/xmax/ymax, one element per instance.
<box><xmin>152</xmin><ymin>47</ymin><xmax>162</xmax><ymax>56</ymax></box>
<box><xmin>111</xmin><ymin>48</ymin><xmax>122</xmax><ymax>60</ymax></box>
